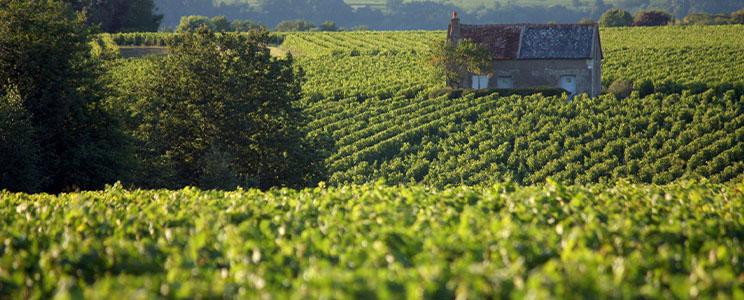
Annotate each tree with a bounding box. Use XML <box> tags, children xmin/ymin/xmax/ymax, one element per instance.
<box><xmin>210</xmin><ymin>16</ymin><xmax>231</xmax><ymax>32</ymax></box>
<box><xmin>275</xmin><ymin>19</ymin><xmax>316</xmax><ymax>31</ymax></box>
<box><xmin>120</xmin><ymin>28</ymin><xmax>321</xmax><ymax>189</ymax></box>
<box><xmin>633</xmin><ymin>10</ymin><xmax>673</xmax><ymax>26</ymax></box>
<box><xmin>430</xmin><ymin>39</ymin><xmax>492</xmax><ymax>89</ymax></box>
<box><xmin>0</xmin><ymin>87</ymin><xmax>41</xmax><ymax>192</ymax></box>
<box><xmin>599</xmin><ymin>8</ymin><xmax>634</xmax><ymax>27</ymax></box>
<box><xmin>176</xmin><ymin>15</ymin><xmax>213</xmax><ymax>32</ymax></box>
<box><xmin>318</xmin><ymin>21</ymin><xmax>338</xmax><ymax>31</ymax></box>
<box><xmin>0</xmin><ymin>0</ymin><xmax>131</xmax><ymax>192</ymax></box>
<box><xmin>63</xmin><ymin>0</ymin><xmax>162</xmax><ymax>32</ymax></box>
<box><xmin>732</xmin><ymin>9</ymin><xmax>744</xmax><ymax>24</ymax></box>
<box><xmin>683</xmin><ymin>13</ymin><xmax>731</xmax><ymax>25</ymax></box>
<box><xmin>231</xmin><ymin>19</ymin><xmax>265</xmax><ymax>31</ymax></box>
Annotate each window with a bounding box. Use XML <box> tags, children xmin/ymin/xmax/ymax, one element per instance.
<box><xmin>471</xmin><ymin>75</ymin><xmax>489</xmax><ymax>89</ymax></box>
<box><xmin>560</xmin><ymin>75</ymin><xmax>577</xmax><ymax>95</ymax></box>
<box><xmin>496</xmin><ymin>76</ymin><xmax>513</xmax><ymax>89</ymax></box>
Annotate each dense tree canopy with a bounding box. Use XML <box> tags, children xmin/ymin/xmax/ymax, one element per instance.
<box><xmin>430</xmin><ymin>39</ymin><xmax>492</xmax><ymax>89</ymax></box>
<box><xmin>275</xmin><ymin>19</ymin><xmax>317</xmax><ymax>31</ymax></box>
<box><xmin>599</xmin><ymin>8</ymin><xmax>634</xmax><ymax>27</ymax></box>
<box><xmin>155</xmin><ymin>0</ymin><xmax>744</xmax><ymax>30</ymax></box>
<box><xmin>111</xmin><ymin>29</ymin><xmax>322</xmax><ymax>189</ymax></box>
<box><xmin>633</xmin><ymin>10</ymin><xmax>674</xmax><ymax>26</ymax></box>
<box><xmin>64</xmin><ymin>0</ymin><xmax>162</xmax><ymax>32</ymax></box>
<box><xmin>0</xmin><ymin>0</ymin><xmax>130</xmax><ymax>192</ymax></box>
<box><xmin>177</xmin><ymin>15</ymin><xmax>266</xmax><ymax>32</ymax></box>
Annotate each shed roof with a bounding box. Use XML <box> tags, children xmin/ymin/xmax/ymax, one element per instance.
<box><xmin>458</xmin><ymin>23</ymin><xmax>601</xmax><ymax>60</ymax></box>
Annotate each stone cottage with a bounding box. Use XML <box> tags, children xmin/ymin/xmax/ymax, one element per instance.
<box><xmin>447</xmin><ymin>12</ymin><xmax>603</xmax><ymax>97</ymax></box>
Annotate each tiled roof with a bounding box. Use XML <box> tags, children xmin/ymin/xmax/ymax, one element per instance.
<box><xmin>457</xmin><ymin>23</ymin><xmax>599</xmax><ymax>60</ymax></box>
<box><xmin>460</xmin><ymin>24</ymin><xmax>522</xmax><ymax>60</ymax></box>
<box><xmin>519</xmin><ymin>25</ymin><xmax>595</xmax><ymax>59</ymax></box>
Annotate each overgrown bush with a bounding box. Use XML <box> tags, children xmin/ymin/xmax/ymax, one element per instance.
<box><xmin>608</xmin><ymin>79</ymin><xmax>633</xmax><ymax>99</ymax></box>
<box><xmin>599</xmin><ymin>8</ymin><xmax>633</xmax><ymax>27</ymax></box>
<box><xmin>733</xmin><ymin>9</ymin><xmax>744</xmax><ymax>24</ymax></box>
<box><xmin>113</xmin><ymin>28</ymin><xmax>323</xmax><ymax>189</ymax></box>
<box><xmin>633</xmin><ymin>10</ymin><xmax>673</xmax><ymax>26</ymax></box>
<box><xmin>275</xmin><ymin>19</ymin><xmax>316</xmax><ymax>32</ymax></box>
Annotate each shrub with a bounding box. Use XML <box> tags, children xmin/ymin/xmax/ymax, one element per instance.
<box><xmin>176</xmin><ymin>15</ymin><xmax>213</xmax><ymax>32</ymax></box>
<box><xmin>231</xmin><ymin>20</ymin><xmax>265</xmax><ymax>32</ymax></box>
<box><xmin>275</xmin><ymin>19</ymin><xmax>316</xmax><ymax>32</ymax></box>
<box><xmin>732</xmin><ymin>9</ymin><xmax>744</xmax><ymax>24</ymax></box>
<box><xmin>599</xmin><ymin>9</ymin><xmax>633</xmax><ymax>27</ymax></box>
<box><xmin>683</xmin><ymin>13</ymin><xmax>731</xmax><ymax>25</ymax></box>
<box><xmin>608</xmin><ymin>79</ymin><xmax>633</xmax><ymax>99</ymax></box>
<box><xmin>318</xmin><ymin>21</ymin><xmax>338</xmax><ymax>31</ymax></box>
<box><xmin>633</xmin><ymin>10</ymin><xmax>673</xmax><ymax>26</ymax></box>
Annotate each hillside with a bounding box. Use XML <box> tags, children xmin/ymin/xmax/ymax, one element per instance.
<box><xmin>108</xmin><ymin>25</ymin><xmax>744</xmax><ymax>187</ymax></box>
<box><xmin>282</xmin><ymin>25</ymin><xmax>744</xmax><ymax>186</ymax></box>
<box><xmin>4</xmin><ymin>5</ymin><xmax>744</xmax><ymax>298</ymax></box>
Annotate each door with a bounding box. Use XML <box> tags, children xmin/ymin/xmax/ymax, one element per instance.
<box><xmin>560</xmin><ymin>75</ymin><xmax>577</xmax><ymax>95</ymax></box>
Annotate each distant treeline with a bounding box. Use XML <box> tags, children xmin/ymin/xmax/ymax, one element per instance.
<box><xmin>59</xmin><ymin>0</ymin><xmax>744</xmax><ymax>32</ymax></box>
<box><xmin>599</xmin><ymin>8</ymin><xmax>744</xmax><ymax>27</ymax></box>
<box><xmin>153</xmin><ymin>0</ymin><xmax>744</xmax><ymax>30</ymax></box>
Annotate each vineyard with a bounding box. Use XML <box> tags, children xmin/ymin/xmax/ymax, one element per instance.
<box><xmin>105</xmin><ymin>25</ymin><xmax>744</xmax><ymax>187</ymax></box>
<box><xmin>3</xmin><ymin>19</ymin><xmax>744</xmax><ymax>299</ymax></box>
<box><xmin>289</xmin><ymin>26</ymin><xmax>744</xmax><ymax>186</ymax></box>
<box><xmin>2</xmin><ymin>182</ymin><xmax>742</xmax><ymax>298</ymax></box>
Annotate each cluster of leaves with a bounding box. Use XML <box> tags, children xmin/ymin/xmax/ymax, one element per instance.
<box><xmin>429</xmin><ymin>39</ymin><xmax>493</xmax><ymax>89</ymax></box>
<box><xmin>108</xmin><ymin>32</ymin><xmax>285</xmax><ymax>47</ymax></box>
<box><xmin>0</xmin><ymin>0</ymin><xmax>130</xmax><ymax>193</ymax></box>
<box><xmin>600</xmin><ymin>8</ymin><xmax>744</xmax><ymax>27</ymax></box>
<box><xmin>176</xmin><ymin>15</ymin><xmax>266</xmax><ymax>33</ymax></box>
<box><xmin>62</xmin><ymin>0</ymin><xmax>162</xmax><ymax>32</ymax></box>
<box><xmin>275</xmin><ymin>19</ymin><xmax>339</xmax><ymax>32</ymax></box>
<box><xmin>1</xmin><ymin>181</ymin><xmax>742</xmax><ymax>298</ymax></box>
<box><xmin>1</xmin><ymin>1</ymin><xmax>322</xmax><ymax>193</ymax></box>
<box><xmin>106</xmin><ymin>29</ymin><xmax>323</xmax><ymax>190</ymax></box>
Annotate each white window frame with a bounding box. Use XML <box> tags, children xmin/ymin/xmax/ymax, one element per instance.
<box><xmin>471</xmin><ymin>75</ymin><xmax>489</xmax><ymax>89</ymax></box>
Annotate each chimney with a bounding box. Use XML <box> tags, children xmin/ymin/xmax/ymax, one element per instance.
<box><xmin>448</xmin><ymin>11</ymin><xmax>461</xmax><ymax>45</ymax></box>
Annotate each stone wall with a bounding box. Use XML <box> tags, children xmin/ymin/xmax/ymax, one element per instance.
<box><xmin>462</xmin><ymin>58</ymin><xmax>602</xmax><ymax>97</ymax></box>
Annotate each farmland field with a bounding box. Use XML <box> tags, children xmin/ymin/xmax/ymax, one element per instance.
<box><xmin>2</xmin><ymin>182</ymin><xmax>743</xmax><ymax>298</ymax></box>
<box><xmin>4</xmin><ymin>25</ymin><xmax>744</xmax><ymax>298</ymax></box>
<box><xmin>104</xmin><ymin>26</ymin><xmax>744</xmax><ymax>187</ymax></box>
<box><xmin>278</xmin><ymin>25</ymin><xmax>744</xmax><ymax>186</ymax></box>
<box><xmin>107</xmin><ymin>26</ymin><xmax>744</xmax><ymax>182</ymax></box>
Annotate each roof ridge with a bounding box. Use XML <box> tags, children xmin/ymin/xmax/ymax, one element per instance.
<box><xmin>516</xmin><ymin>25</ymin><xmax>526</xmax><ymax>58</ymax></box>
<box><xmin>458</xmin><ymin>22</ymin><xmax>598</xmax><ymax>60</ymax></box>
